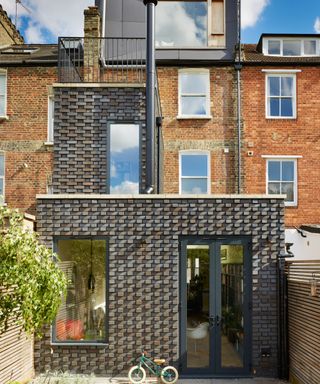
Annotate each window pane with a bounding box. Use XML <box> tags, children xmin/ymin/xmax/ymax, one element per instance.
<box><xmin>0</xmin><ymin>95</ymin><xmax>5</xmax><ymax>116</ymax></box>
<box><xmin>55</xmin><ymin>239</ymin><xmax>106</xmax><ymax>342</ymax></box>
<box><xmin>0</xmin><ymin>75</ymin><xmax>6</xmax><ymax>95</ymax></box>
<box><xmin>281</xmin><ymin>77</ymin><xmax>293</xmax><ymax>96</ymax></box>
<box><xmin>0</xmin><ymin>155</ymin><xmax>4</xmax><ymax>176</ymax></box>
<box><xmin>282</xmin><ymin>161</ymin><xmax>294</xmax><ymax>181</ymax></box>
<box><xmin>181</xmin><ymin>96</ymin><xmax>207</xmax><ymax>115</ymax></box>
<box><xmin>283</xmin><ymin>40</ymin><xmax>301</xmax><ymax>56</ymax></box>
<box><xmin>268</xmin><ymin>161</ymin><xmax>280</xmax><ymax>181</ymax></box>
<box><xmin>304</xmin><ymin>40</ymin><xmax>316</xmax><ymax>55</ymax></box>
<box><xmin>0</xmin><ymin>178</ymin><xmax>3</xmax><ymax>197</ymax></box>
<box><xmin>181</xmin><ymin>154</ymin><xmax>208</xmax><ymax>177</ymax></box>
<box><xmin>156</xmin><ymin>2</ymin><xmax>207</xmax><ymax>47</ymax></box>
<box><xmin>281</xmin><ymin>98</ymin><xmax>293</xmax><ymax>117</ymax></box>
<box><xmin>180</xmin><ymin>73</ymin><xmax>208</xmax><ymax>94</ymax></box>
<box><xmin>268</xmin><ymin>40</ymin><xmax>280</xmax><ymax>55</ymax></box>
<box><xmin>110</xmin><ymin>124</ymin><xmax>139</xmax><ymax>194</ymax></box>
<box><xmin>182</xmin><ymin>178</ymin><xmax>208</xmax><ymax>194</ymax></box>
<box><xmin>268</xmin><ymin>182</ymin><xmax>281</xmax><ymax>195</ymax></box>
<box><xmin>281</xmin><ymin>182</ymin><xmax>294</xmax><ymax>202</ymax></box>
<box><xmin>268</xmin><ymin>77</ymin><xmax>280</xmax><ymax>96</ymax></box>
<box><xmin>269</xmin><ymin>98</ymin><xmax>280</xmax><ymax>116</ymax></box>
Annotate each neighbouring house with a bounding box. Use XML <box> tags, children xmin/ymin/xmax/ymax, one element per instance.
<box><xmin>34</xmin><ymin>2</ymin><xmax>285</xmax><ymax>380</ymax></box>
<box><xmin>241</xmin><ymin>35</ymin><xmax>320</xmax><ymax>260</ymax></box>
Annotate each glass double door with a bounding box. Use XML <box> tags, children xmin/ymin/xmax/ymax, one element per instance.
<box><xmin>180</xmin><ymin>238</ymin><xmax>251</xmax><ymax>376</ymax></box>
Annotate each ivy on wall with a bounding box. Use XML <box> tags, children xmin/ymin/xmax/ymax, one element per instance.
<box><xmin>0</xmin><ymin>206</ymin><xmax>67</xmax><ymax>336</ymax></box>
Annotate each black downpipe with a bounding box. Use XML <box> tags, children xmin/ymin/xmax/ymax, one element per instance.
<box><xmin>144</xmin><ymin>0</ymin><xmax>158</xmax><ymax>194</ymax></box>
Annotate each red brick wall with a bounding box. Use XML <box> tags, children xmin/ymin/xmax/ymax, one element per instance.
<box><xmin>158</xmin><ymin>66</ymin><xmax>238</xmax><ymax>194</ymax></box>
<box><xmin>242</xmin><ymin>66</ymin><xmax>320</xmax><ymax>227</ymax></box>
<box><xmin>0</xmin><ymin>66</ymin><xmax>56</xmax><ymax>214</ymax></box>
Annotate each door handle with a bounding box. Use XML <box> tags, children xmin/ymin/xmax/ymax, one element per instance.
<box><xmin>216</xmin><ymin>315</ymin><xmax>221</xmax><ymax>327</ymax></box>
<box><xmin>208</xmin><ymin>316</ymin><xmax>215</xmax><ymax>329</ymax></box>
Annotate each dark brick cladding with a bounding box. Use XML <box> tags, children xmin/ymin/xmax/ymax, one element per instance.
<box><xmin>52</xmin><ymin>87</ymin><xmax>146</xmax><ymax>193</ymax></box>
<box><xmin>35</xmin><ymin>196</ymin><xmax>285</xmax><ymax>378</ymax></box>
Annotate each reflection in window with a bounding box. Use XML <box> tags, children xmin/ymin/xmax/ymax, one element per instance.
<box><xmin>0</xmin><ymin>154</ymin><xmax>4</xmax><ymax>204</ymax></box>
<box><xmin>110</xmin><ymin>124</ymin><xmax>140</xmax><ymax>194</ymax></box>
<box><xmin>267</xmin><ymin>159</ymin><xmax>297</xmax><ymax>205</ymax></box>
<box><xmin>55</xmin><ymin>239</ymin><xmax>107</xmax><ymax>343</ymax></box>
<box><xmin>156</xmin><ymin>1</ymin><xmax>207</xmax><ymax>47</ymax></box>
<box><xmin>304</xmin><ymin>40</ymin><xmax>316</xmax><ymax>55</ymax></box>
<box><xmin>283</xmin><ymin>40</ymin><xmax>301</xmax><ymax>56</ymax></box>
<box><xmin>268</xmin><ymin>40</ymin><xmax>280</xmax><ymax>55</ymax></box>
<box><xmin>180</xmin><ymin>152</ymin><xmax>209</xmax><ymax>194</ymax></box>
<box><xmin>179</xmin><ymin>70</ymin><xmax>210</xmax><ymax>116</ymax></box>
<box><xmin>0</xmin><ymin>73</ymin><xmax>6</xmax><ymax>116</ymax></box>
<box><xmin>266</xmin><ymin>75</ymin><xmax>295</xmax><ymax>118</ymax></box>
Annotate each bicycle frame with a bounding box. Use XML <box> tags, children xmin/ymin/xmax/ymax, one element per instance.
<box><xmin>138</xmin><ymin>354</ymin><xmax>162</xmax><ymax>377</ymax></box>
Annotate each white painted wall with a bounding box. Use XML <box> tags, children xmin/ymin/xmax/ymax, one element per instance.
<box><xmin>285</xmin><ymin>228</ymin><xmax>320</xmax><ymax>260</ymax></box>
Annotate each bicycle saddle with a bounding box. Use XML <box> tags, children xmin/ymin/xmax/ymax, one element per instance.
<box><xmin>154</xmin><ymin>358</ymin><xmax>166</xmax><ymax>365</ymax></box>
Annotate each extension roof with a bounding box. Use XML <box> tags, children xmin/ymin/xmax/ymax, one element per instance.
<box><xmin>0</xmin><ymin>44</ymin><xmax>58</xmax><ymax>66</ymax></box>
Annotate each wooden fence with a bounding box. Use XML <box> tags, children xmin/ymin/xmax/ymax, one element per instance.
<box><xmin>286</xmin><ymin>260</ymin><xmax>320</xmax><ymax>384</ymax></box>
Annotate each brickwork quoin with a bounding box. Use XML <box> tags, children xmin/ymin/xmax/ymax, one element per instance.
<box><xmin>35</xmin><ymin>195</ymin><xmax>285</xmax><ymax>378</ymax></box>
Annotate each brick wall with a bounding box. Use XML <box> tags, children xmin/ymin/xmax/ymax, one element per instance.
<box><xmin>52</xmin><ymin>86</ymin><xmax>147</xmax><ymax>194</ymax></box>
<box><xmin>157</xmin><ymin>66</ymin><xmax>238</xmax><ymax>194</ymax></box>
<box><xmin>0</xmin><ymin>66</ymin><xmax>56</xmax><ymax>214</ymax></box>
<box><xmin>35</xmin><ymin>195</ymin><xmax>284</xmax><ymax>378</ymax></box>
<box><xmin>242</xmin><ymin>66</ymin><xmax>320</xmax><ymax>227</ymax></box>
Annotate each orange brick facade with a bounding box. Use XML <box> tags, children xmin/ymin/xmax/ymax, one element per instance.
<box><xmin>241</xmin><ymin>66</ymin><xmax>320</xmax><ymax>227</ymax></box>
<box><xmin>0</xmin><ymin>66</ymin><xmax>56</xmax><ymax>214</ymax></box>
<box><xmin>158</xmin><ymin>66</ymin><xmax>239</xmax><ymax>194</ymax></box>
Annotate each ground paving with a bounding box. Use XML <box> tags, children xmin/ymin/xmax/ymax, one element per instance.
<box><xmin>92</xmin><ymin>378</ymin><xmax>288</xmax><ymax>384</ymax></box>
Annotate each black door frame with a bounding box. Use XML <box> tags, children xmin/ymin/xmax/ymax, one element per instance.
<box><xmin>179</xmin><ymin>236</ymin><xmax>252</xmax><ymax>377</ymax></box>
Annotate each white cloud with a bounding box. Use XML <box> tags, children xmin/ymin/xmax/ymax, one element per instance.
<box><xmin>1</xmin><ymin>0</ymin><xmax>93</xmax><ymax>43</ymax></box>
<box><xmin>111</xmin><ymin>124</ymin><xmax>139</xmax><ymax>153</ymax></box>
<box><xmin>314</xmin><ymin>17</ymin><xmax>320</xmax><ymax>33</ymax></box>
<box><xmin>110</xmin><ymin>181</ymin><xmax>139</xmax><ymax>195</ymax></box>
<box><xmin>241</xmin><ymin>0</ymin><xmax>270</xmax><ymax>29</ymax></box>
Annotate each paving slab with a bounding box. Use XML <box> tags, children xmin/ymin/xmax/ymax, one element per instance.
<box><xmin>92</xmin><ymin>378</ymin><xmax>288</xmax><ymax>384</ymax></box>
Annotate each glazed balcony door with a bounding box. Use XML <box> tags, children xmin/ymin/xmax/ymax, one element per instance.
<box><xmin>180</xmin><ymin>237</ymin><xmax>251</xmax><ymax>376</ymax></box>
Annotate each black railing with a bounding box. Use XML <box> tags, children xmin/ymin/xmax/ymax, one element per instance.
<box><xmin>58</xmin><ymin>37</ymin><xmax>146</xmax><ymax>83</ymax></box>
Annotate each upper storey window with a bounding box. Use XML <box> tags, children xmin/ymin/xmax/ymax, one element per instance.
<box><xmin>155</xmin><ymin>1</ymin><xmax>225</xmax><ymax>48</ymax></box>
<box><xmin>156</xmin><ymin>1</ymin><xmax>208</xmax><ymax>47</ymax></box>
<box><xmin>264</xmin><ymin>38</ymin><xmax>319</xmax><ymax>57</ymax></box>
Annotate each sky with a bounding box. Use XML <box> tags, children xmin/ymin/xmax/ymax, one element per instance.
<box><xmin>0</xmin><ymin>0</ymin><xmax>319</xmax><ymax>44</ymax></box>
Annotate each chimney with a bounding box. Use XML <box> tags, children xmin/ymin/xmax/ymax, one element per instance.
<box><xmin>84</xmin><ymin>6</ymin><xmax>101</xmax><ymax>82</ymax></box>
<box><xmin>143</xmin><ymin>0</ymin><xmax>158</xmax><ymax>194</ymax></box>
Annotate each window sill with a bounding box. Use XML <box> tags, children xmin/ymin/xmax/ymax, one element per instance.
<box><xmin>0</xmin><ymin>115</ymin><xmax>9</xmax><ymax>121</ymax></box>
<box><xmin>285</xmin><ymin>203</ymin><xmax>298</xmax><ymax>208</ymax></box>
<box><xmin>51</xmin><ymin>342</ymin><xmax>109</xmax><ymax>347</ymax></box>
<box><xmin>177</xmin><ymin>115</ymin><xmax>212</xmax><ymax>120</ymax></box>
<box><xmin>44</xmin><ymin>141</ymin><xmax>54</xmax><ymax>146</ymax></box>
<box><xmin>266</xmin><ymin>116</ymin><xmax>296</xmax><ymax>120</ymax></box>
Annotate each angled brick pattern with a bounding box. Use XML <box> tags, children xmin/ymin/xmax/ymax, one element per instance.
<box><xmin>52</xmin><ymin>87</ymin><xmax>146</xmax><ymax>193</ymax></box>
<box><xmin>35</xmin><ymin>196</ymin><xmax>284</xmax><ymax>378</ymax></box>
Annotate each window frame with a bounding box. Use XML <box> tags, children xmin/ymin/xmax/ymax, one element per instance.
<box><xmin>266</xmin><ymin>158</ymin><xmax>298</xmax><ymax>207</ymax></box>
<box><xmin>0</xmin><ymin>70</ymin><xmax>7</xmax><ymax>118</ymax></box>
<box><xmin>179</xmin><ymin>150</ymin><xmax>211</xmax><ymax>194</ymax></box>
<box><xmin>265</xmin><ymin>73</ymin><xmax>297</xmax><ymax>119</ymax></box>
<box><xmin>107</xmin><ymin>122</ymin><xmax>141</xmax><ymax>194</ymax></box>
<box><xmin>178</xmin><ymin>68</ymin><xmax>211</xmax><ymax>119</ymax></box>
<box><xmin>47</xmin><ymin>96</ymin><xmax>54</xmax><ymax>144</ymax></box>
<box><xmin>263</xmin><ymin>37</ymin><xmax>320</xmax><ymax>57</ymax></box>
<box><xmin>0</xmin><ymin>152</ymin><xmax>4</xmax><ymax>204</ymax></box>
<box><xmin>51</xmin><ymin>236</ymin><xmax>109</xmax><ymax>346</ymax></box>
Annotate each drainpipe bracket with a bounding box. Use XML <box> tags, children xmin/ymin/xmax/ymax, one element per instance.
<box><xmin>143</xmin><ymin>0</ymin><xmax>158</xmax><ymax>5</ymax></box>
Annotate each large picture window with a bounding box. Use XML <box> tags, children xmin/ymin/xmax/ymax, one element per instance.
<box><xmin>156</xmin><ymin>1</ymin><xmax>208</xmax><ymax>47</ymax></box>
<box><xmin>54</xmin><ymin>238</ymin><xmax>107</xmax><ymax>343</ymax></box>
<box><xmin>179</xmin><ymin>70</ymin><xmax>210</xmax><ymax>118</ymax></box>
<box><xmin>267</xmin><ymin>159</ymin><xmax>297</xmax><ymax>206</ymax></box>
<box><xmin>180</xmin><ymin>151</ymin><xmax>210</xmax><ymax>194</ymax></box>
<box><xmin>109</xmin><ymin>124</ymin><xmax>140</xmax><ymax>194</ymax></box>
<box><xmin>266</xmin><ymin>74</ymin><xmax>296</xmax><ymax>118</ymax></box>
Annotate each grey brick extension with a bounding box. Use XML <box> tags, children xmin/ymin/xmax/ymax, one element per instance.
<box><xmin>35</xmin><ymin>195</ymin><xmax>285</xmax><ymax>378</ymax></box>
<box><xmin>52</xmin><ymin>86</ymin><xmax>147</xmax><ymax>194</ymax></box>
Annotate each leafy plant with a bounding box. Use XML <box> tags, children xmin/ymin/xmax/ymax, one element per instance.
<box><xmin>31</xmin><ymin>371</ymin><xmax>94</xmax><ymax>384</ymax></box>
<box><xmin>0</xmin><ymin>206</ymin><xmax>67</xmax><ymax>336</ymax></box>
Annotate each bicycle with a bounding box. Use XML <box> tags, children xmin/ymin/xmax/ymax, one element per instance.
<box><xmin>128</xmin><ymin>352</ymin><xmax>179</xmax><ymax>384</ymax></box>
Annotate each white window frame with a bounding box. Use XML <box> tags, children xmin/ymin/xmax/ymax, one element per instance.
<box><xmin>178</xmin><ymin>68</ymin><xmax>211</xmax><ymax>119</ymax></box>
<box><xmin>265</xmin><ymin>72</ymin><xmax>297</xmax><ymax>119</ymax></box>
<box><xmin>179</xmin><ymin>150</ymin><xmax>211</xmax><ymax>194</ymax></box>
<box><xmin>0</xmin><ymin>70</ymin><xmax>7</xmax><ymax>118</ymax></box>
<box><xmin>0</xmin><ymin>152</ymin><xmax>4</xmax><ymax>204</ymax></box>
<box><xmin>46</xmin><ymin>96</ymin><xmax>54</xmax><ymax>144</ymax></box>
<box><xmin>263</xmin><ymin>37</ymin><xmax>320</xmax><ymax>57</ymax></box>
<box><xmin>265</xmin><ymin>157</ymin><xmax>298</xmax><ymax>207</ymax></box>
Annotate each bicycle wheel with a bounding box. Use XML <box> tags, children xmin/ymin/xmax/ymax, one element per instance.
<box><xmin>161</xmin><ymin>365</ymin><xmax>179</xmax><ymax>384</ymax></box>
<box><xmin>128</xmin><ymin>365</ymin><xmax>146</xmax><ymax>384</ymax></box>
